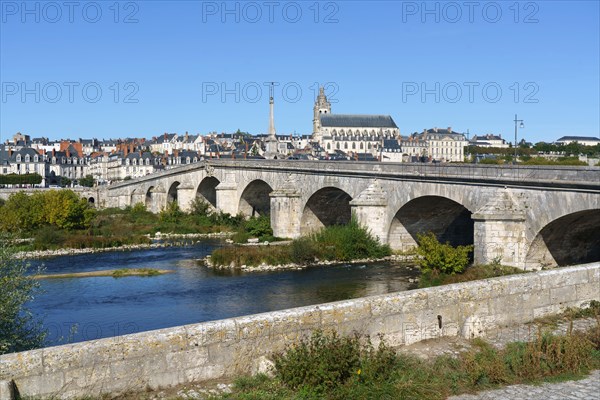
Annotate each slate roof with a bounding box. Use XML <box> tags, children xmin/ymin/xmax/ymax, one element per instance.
<box><xmin>556</xmin><ymin>136</ymin><xmax>600</xmax><ymax>142</ymax></box>
<box><xmin>320</xmin><ymin>114</ymin><xmax>398</xmax><ymax>128</ymax></box>
<box><xmin>383</xmin><ymin>139</ymin><xmax>402</xmax><ymax>150</ymax></box>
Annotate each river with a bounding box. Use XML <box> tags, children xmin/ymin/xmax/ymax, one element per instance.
<box><xmin>27</xmin><ymin>239</ymin><xmax>419</xmax><ymax>347</ymax></box>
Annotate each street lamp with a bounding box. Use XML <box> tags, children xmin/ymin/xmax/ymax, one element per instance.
<box><xmin>514</xmin><ymin>114</ymin><xmax>524</xmax><ymax>162</ymax></box>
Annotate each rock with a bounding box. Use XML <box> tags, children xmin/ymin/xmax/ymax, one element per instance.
<box><xmin>254</xmin><ymin>356</ymin><xmax>276</xmax><ymax>377</ymax></box>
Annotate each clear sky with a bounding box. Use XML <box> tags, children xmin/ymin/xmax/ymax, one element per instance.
<box><xmin>1</xmin><ymin>0</ymin><xmax>599</xmax><ymax>143</ymax></box>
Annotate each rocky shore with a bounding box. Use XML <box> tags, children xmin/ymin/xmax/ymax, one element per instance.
<box><xmin>15</xmin><ymin>232</ymin><xmax>233</xmax><ymax>260</ymax></box>
<box><xmin>202</xmin><ymin>253</ymin><xmax>416</xmax><ymax>272</ymax></box>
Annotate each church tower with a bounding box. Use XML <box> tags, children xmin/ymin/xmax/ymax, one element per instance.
<box><xmin>312</xmin><ymin>87</ymin><xmax>331</xmax><ymax>140</ymax></box>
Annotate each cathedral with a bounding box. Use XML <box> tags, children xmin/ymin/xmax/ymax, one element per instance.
<box><xmin>311</xmin><ymin>87</ymin><xmax>400</xmax><ymax>156</ymax></box>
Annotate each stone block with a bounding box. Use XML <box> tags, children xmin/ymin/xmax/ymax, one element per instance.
<box><xmin>185</xmin><ymin>320</ymin><xmax>238</xmax><ymax>347</ymax></box>
<box><xmin>549</xmin><ymin>286</ymin><xmax>578</xmax><ymax>304</ymax></box>
<box><xmin>319</xmin><ymin>299</ymin><xmax>371</xmax><ymax>326</ymax></box>
<box><xmin>576</xmin><ymin>283</ymin><xmax>600</xmax><ymax>301</ymax></box>
<box><xmin>183</xmin><ymin>365</ymin><xmax>226</xmax><ymax>382</ymax></box>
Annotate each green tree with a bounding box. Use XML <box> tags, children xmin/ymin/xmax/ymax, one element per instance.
<box><xmin>416</xmin><ymin>232</ymin><xmax>473</xmax><ymax>275</ymax></box>
<box><xmin>0</xmin><ymin>236</ymin><xmax>46</xmax><ymax>354</ymax></box>
<box><xmin>79</xmin><ymin>175</ymin><xmax>95</xmax><ymax>187</ymax></box>
<box><xmin>60</xmin><ymin>177</ymin><xmax>72</xmax><ymax>187</ymax></box>
<box><xmin>43</xmin><ymin>190</ymin><xmax>89</xmax><ymax>230</ymax></box>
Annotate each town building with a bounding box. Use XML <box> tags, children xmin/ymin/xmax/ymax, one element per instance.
<box><xmin>410</xmin><ymin>128</ymin><xmax>469</xmax><ymax>162</ymax></box>
<box><xmin>555</xmin><ymin>136</ymin><xmax>600</xmax><ymax>146</ymax></box>
<box><xmin>469</xmin><ymin>134</ymin><xmax>509</xmax><ymax>148</ymax></box>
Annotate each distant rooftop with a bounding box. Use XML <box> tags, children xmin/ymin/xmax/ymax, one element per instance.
<box><xmin>556</xmin><ymin>136</ymin><xmax>600</xmax><ymax>142</ymax></box>
<box><xmin>320</xmin><ymin>114</ymin><xmax>398</xmax><ymax>128</ymax></box>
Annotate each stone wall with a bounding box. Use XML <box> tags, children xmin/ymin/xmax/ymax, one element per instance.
<box><xmin>1</xmin><ymin>262</ymin><xmax>598</xmax><ymax>399</ymax></box>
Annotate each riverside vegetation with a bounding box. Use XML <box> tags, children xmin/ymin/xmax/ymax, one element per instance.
<box><xmin>209</xmin><ymin>218</ymin><xmax>392</xmax><ymax>268</ymax></box>
<box><xmin>219</xmin><ymin>303</ymin><xmax>600</xmax><ymax>400</ymax></box>
<box><xmin>0</xmin><ymin>191</ymin><xmax>250</xmax><ymax>252</ymax></box>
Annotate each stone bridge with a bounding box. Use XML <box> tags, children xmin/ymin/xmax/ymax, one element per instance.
<box><xmin>103</xmin><ymin>160</ymin><xmax>600</xmax><ymax>270</ymax></box>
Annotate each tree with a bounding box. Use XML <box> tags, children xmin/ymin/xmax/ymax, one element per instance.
<box><xmin>416</xmin><ymin>232</ymin><xmax>473</xmax><ymax>275</ymax></box>
<box><xmin>79</xmin><ymin>175</ymin><xmax>95</xmax><ymax>187</ymax></box>
<box><xmin>0</xmin><ymin>236</ymin><xmax>46</xmax><ymax>354</ymax></box>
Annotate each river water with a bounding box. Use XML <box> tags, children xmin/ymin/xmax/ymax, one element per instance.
<box><xmin>27</xmin><ymin>240</ymin><xmax>419</xmax><ymax>347</ymax></box>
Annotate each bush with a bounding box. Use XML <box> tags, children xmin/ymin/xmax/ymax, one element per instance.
<box><xmin>0</xmin><ymin>236</ymin><xmax>46</xmax><ymax>354</ymax></box>
<box><xmin>416</xmin><ymin>232</ymin><xmax>473</xmax><ymax>275</ymax></box>
<box><xmin>274</xmin><ymin>330</ymin><xmax>397</xmax><ymax>394</ymax></box>
<box><xmin>311</xmin><ymin>217</ymin><xmax>391</xmax><ymax>261</ymax></box>
<box><xmin>243</xmin><ymin>215</ymin><xmax>273</xmax><ymax>239</ymax></box>
<box><xmin>189</xmin><ymin>198</ymin><xmax>212</xmax><ymax>216</ymax></box>
<box><xmin>159</xmin><ymin>201</ymin><xmax>182</xmax><ymax>223</ymax></box>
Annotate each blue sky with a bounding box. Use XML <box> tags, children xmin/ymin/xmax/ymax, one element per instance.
<box><xmin>1</xmin><ymin>0</ymin><xmax>599</xmax><ymax>143</ymax></box>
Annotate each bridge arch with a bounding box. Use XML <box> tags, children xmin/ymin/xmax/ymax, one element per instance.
<box><xmin>300</xmin><ymin>187</ymin><xmax>353</xmax><ymax>235</ymax></box>
<box><xmin>145</xmin><ymin>186</ymin><xmax>155</xmax><ymax>209</ymax></box>
<box><xmin>196</xmin><ymin>176</ymin><xmax>220</xmax><ymax>208</ymax></box>
<box><xmin>167</xmin><ymin>181</ymin><xmax>180</xmax><ymax>205</ymax></box>
<box><xmin>238</xmin><ymin>179</ymin><xmax>273</xmax><ymax>217</ymax></box>
<box><xmin>388</xmin><ymin>195</ymin><xmax>474</xmax><ymax>251</ymax></box>
<box><xmin>526</xmin><ymin>209</ymin><xmax>600</xmax><ymax>268</ymax></box>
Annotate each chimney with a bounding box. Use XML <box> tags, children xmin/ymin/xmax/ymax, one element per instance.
<box><xmin>52</xmin><ymin>148</ymin><xmax>55</xmax><ymax>157</ymax></box>
<box><xmin>447</xmin><ymin>127</ymin><xmax>452</xmax><ymax>133</ymax></box>
<box><xmin>8</xmin><ymin>149</ymin><xmax>13</xmax><ymax>157</ymax></box>
<box><xmin>434</xmin><ymin>127</ymin><xmax>438</xmax><ymax>133</ymax></box>
<box><xmin>185</xmin><ymin>131</ymin><xmax>189</xmax><ymax>141</ymax></box>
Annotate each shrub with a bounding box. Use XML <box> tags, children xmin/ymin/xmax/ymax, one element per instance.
<box><xmin>159</xmin><ymin>201</ymin><xmax>182</xmax><ymax>223</ymax></box>
<box><xmin>311</xmin><ymin>217</ymin><xmax>391</xmax><ymax>261</ymax></box>
<box><xmin>243</xmin><ymin>215</ymin><xmax>273</xmax><ymax>239</ymax></box>
<box><xmin>416</xmin><ymin>232</ymin><xmax>473</xmax><ymax>275</ymax></box>
<box><xmin>0</xmin><ymin>236</ymin><xmax>46</xmax><ymax>354</ymax></box>
<box><xmin>273</xmin><ymin>330</ymin><xmax>397</xmax><ymax>394</ymax></box>
<box><xmin>189</xmin><ymin>198</ymin><xmax>212</xmax><ymax>216</ymax></box>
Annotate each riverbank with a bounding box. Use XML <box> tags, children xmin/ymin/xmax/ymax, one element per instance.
<box><xmin>33</xmin><ymin>268</ymin><xmax>174</xmax><ymax>279</ymax></box>
<box><xmin>15</xmin><ymin>232</ymin><xmax>232</xmax><ymax>260</ymax></box>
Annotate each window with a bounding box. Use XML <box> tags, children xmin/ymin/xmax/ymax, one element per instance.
<box><xmin>25</xmin><ymin>155</ymin><xmax>30</xmax><ymax>162</ymax></box>
<box><xmin>16</xmin><ymin>155</ymin><xmax>21</xmax><ymax>162</ymax></box>
<box><xmin>34</xmin><ymin>155</ymin><xmax>39</xmax><ymax>162</ymax></box>
<box><xmin>327</xmin><ymin>143</ymin><xmax>331</xmax><ymax>150</ymax></box>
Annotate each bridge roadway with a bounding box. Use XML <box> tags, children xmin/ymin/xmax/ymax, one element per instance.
<box><xmin>81</xmin><ymin>160</ymin><xmax>600</xmax><ymax>269</ymax></box>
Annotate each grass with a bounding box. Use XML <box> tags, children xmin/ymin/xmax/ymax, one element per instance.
<box><xmin>33</xmin><ymin>268</ymin><xmax>171</xmax><ymax>279</ymax></box>
<box><xmin>218</xmin><ymin>317</ymin><xmax>600</xmax><ymax>400</ymax></box>
<box><xmin>418</xmin><ymin>262</ymin><xmax>525</xmax><ymax>288</ymax></box>
<box><xmin>210</xmin><ymin>218</ymin><xmax>392</xmax><ymax>268</ymax></box>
